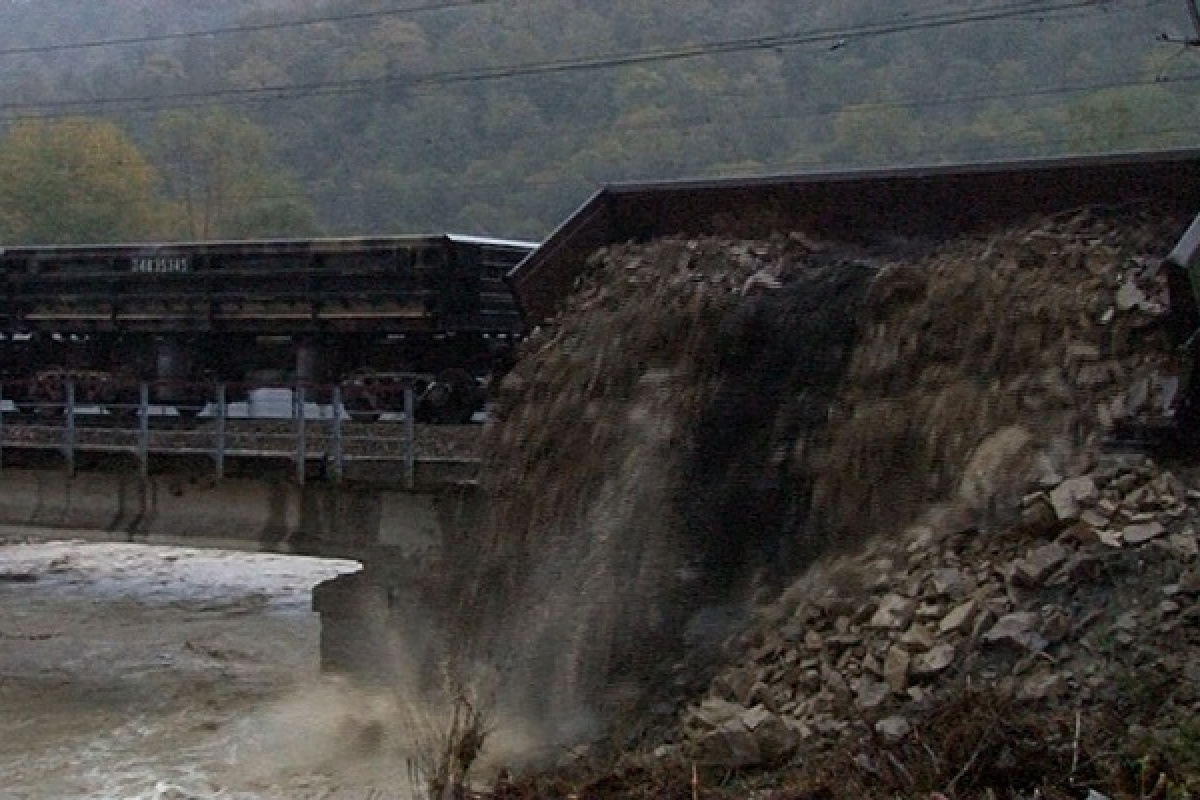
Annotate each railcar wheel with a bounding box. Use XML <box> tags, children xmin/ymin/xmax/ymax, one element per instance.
<box><xmin>419</xmin><ymin>368</ymin><xmax>479</xmax><ymax>424</ymax></box>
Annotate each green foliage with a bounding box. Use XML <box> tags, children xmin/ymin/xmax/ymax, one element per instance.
<box><xmin>0</xmin><ymin>117</ymin><xmax>173</xmax><ymax>244</ymax></box>
<box><xmin>1121</xmin><ymin>715</ymin><xmax>1200</xmax><ymax>798</ymax></box>
<box><xmin>0</xmin><ymin>0</ymin><xmax>1198</xmax><ymax>240</ymax></box>
<box><xmin>149</xmin><ymin>109</ymin><xmax>319</xmax><ymax>239</ymax></box>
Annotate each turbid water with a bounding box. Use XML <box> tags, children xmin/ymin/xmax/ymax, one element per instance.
<box><xmin>0</xmin><ymin>535</ymin><xmax>440</xmax><ymax>800</ymax></box>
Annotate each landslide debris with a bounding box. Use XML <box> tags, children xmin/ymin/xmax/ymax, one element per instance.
<box><xmin>673</xmin><ymin>456</ymin><xmax>1200</xmax><ymax>791</ymax></box>
<box><xmin>813</xmin><ymin>205</ymin><xmax>1183</xmax><ymax>542</ymax></box>
<box><xmin>455</xmin><ymin>204</ymin><xmax>1200</xmax><ymax>797</ymax></box>
<box><xmin>459</xmin><ymin>233</ymin><xmax>881</xmax><ymax>733</ymax></box>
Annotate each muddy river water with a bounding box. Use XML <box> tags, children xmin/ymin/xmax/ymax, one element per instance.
<box><xmin>0</xmin><ymin>533</ymin><xmax>431</xmax><ymax>800</ymax></box>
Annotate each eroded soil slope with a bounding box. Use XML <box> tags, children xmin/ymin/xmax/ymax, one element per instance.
<box><xmin>459</xmin><ymin>205</ymin><xmax>1200</xmax><ymax>797</ymax></box>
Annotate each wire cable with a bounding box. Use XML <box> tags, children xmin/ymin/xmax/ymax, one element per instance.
<box><xmin>7</xmin><ymin>60</ymin><xmax>1199</xmax><ymax>198</ymax></box>
<box><xmin>7</xmin><ymin>65</ymin><xmax>1199</xmax><ymax>165</ymax></box>
<box><xmin>1188</xmin><ymin>0</ymin><xmax>1200</xmax><ymax>38</ymax></box>
<box><xmin>0</xmin><ymin>0</ymin><xmax>1110</xmax><ymax>120</ymax></box>
<box><xmin>0</xmin><ymin>0</ymin><xmax>501</xmax><ymax>59</ymax></box>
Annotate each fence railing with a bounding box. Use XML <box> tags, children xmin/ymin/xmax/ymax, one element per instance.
<box><xmin>0</xmin><ymin>381</ymin><xmax>426</xmax><ymax>487</ymax></box>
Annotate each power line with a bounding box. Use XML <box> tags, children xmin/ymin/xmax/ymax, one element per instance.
<box><xmin>4</xmin><ymin>117</ymin><xmax>1195</xmax><ymax>239</ymax></box>
<box><xmin>0</xmin><ymin>1</ymin><xmax>500</xmax><ymax>59</ymax></box>
<box><xmin>0</xmin><ymin>0</ymin><xmax>1183</xmax><ymax>232</ymax></box>
<box><xmin>0</xmin><ymin>0</ymin><xmax>1111</xmax><ymax>120</ymax></box>
<box><xmin>126</xmin><ymin>120</ymin><xmax>1200</xmax><ymax>211</ymax></box>
<box><xmin>0</xmin><ymin>0</ymin><xmax>1096</xmax><ymax>63</ymax></box>
<box><xmin>767</xmin><ymin>121</ymin><xmax>1200</xmax><ymax>174</ymax></box>
<box><xmin>18</xmin><ymin>65</ymin><xmax>1200</xmax><ymax>198</ymax></box>
<box><xmin>9</xmin><ymin>62</ymin><xmax>1200</xmax><ymax>193</ymax></box>
<box><xmin>295</xmin><ymin>68</ymin><xmax>1200</xmax><ymax>156</ymax></box>
<box><xmin>11</xmin><ymin>65</ymin><xmax>1200</xmax><ymax>168</ymax></box>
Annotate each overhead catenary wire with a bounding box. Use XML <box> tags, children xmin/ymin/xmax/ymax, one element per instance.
<box><xmin>0</xmin><ymin>0</ymin><xmax>1097</xmax><ymax>62</ymax></box>
<box><xmin>0</xmin><ymin>0</ymin><xmax>1116</xmax><ymax>121</ymax></box>
<box><xmin>0</xmin><ymin>0</ymin><xmax>1193</xmax><ymax>234</ymax></box>
<box><xmin>25</xmin><ymin>83</ymin><xmax>1200</xmax><ymax>209</ymax></box>
<box><xmin>0</xmin><ymin>0</ymin><xmax>503</xmax><ymax>59</ymax></box>
<box><xmin>1189</xmin><ymin>0</ymin><xmax>1200</xmax><ymax>39</ymax></box>
<box><xmin>9</xmin><ymin>117</ymin><xmax>1199</xmax><ymax>223</ymax></box>
<box><xmin>15</xmin><ymin>64</ymin><xmax>1200</xmax><ymax>180</ymax></box>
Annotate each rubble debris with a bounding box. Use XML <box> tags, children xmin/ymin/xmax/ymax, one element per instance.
<box><xmin>873</xmin><ymin>715</ymin><xmax>912</xmax><ymax>740</ymax></box>
<box><xmin>463</xmin><ymin>206</ymin><xmax>1200</xmax><ymax>796</ymax></box>
<box><xmin>1048</xmin><ymin>477</ymin><xmax>1098</xmax><ymax>522</ymax></box>
<box><xmin>663</xmin><ymin>209</ymin><xmax>1199</xmax><ymax>795</ymax></box>
<box><xmin>677</xmin><ymin>449</ymin><xmax>1200</xmax><ymax>790</ymax></box>
<box><xmin>1122</xmin><ymin>520</ymin><xmax>1166</xmax><ymax>544</ymax></box>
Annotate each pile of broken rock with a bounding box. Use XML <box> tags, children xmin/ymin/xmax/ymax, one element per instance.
<box><xmin>676</xmin><ymin>452</ymin><xmax>1200</xmax><ymax>771</ymax></box>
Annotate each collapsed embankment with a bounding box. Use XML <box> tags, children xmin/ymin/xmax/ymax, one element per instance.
<box><xmin>440</xmin><ymin>204</ymin><xmax>1200</xmax><ymax>795</ymax></box>
<box><xmin>455</xmin><ymin>234</ymin><xmax>880</xmax><ymax>733</ymax></box>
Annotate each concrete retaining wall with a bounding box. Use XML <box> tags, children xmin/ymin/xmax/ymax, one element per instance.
<box><xmin>0</xmin><ymin>467</ymin><xmax>469</xmax><ymax>560</ymax></box>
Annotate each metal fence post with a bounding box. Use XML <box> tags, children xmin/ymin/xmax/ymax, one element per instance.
<box><xmin>215</xmin><ymin>383</ymin><xmax>226</xmax><ymax>481</ymax></box>
<box><xmin>64</xmin><ymin>379</ymin><xmax>76</xmax><ymax>477</ymax></box>
<box><xmin>403</xmin><ymin>383</ymin><xmax>415</xmax><ymax>490</ymax></box>
<box><xmin>138</xmin><ymin>383</ymin><xmax>150</xmax><ymax>480</ymax></box>
<box><xmin>295</xmin><ymin>385</ymin><xmax>307</xmax><ymax>485</ymax></box>
<box><xmin>331</xmin><ymin>385</ymin><xmax>344</xmax><ymax>483</ymax></box>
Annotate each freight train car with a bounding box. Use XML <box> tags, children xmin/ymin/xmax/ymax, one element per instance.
<box><xmin>0</xmin><ymin>234</ymin><xmax>534</xmax><ymax>422</ymax></box>
<box><xmin>511</xmin><ymin>148</ymin><xmax>1200</xmax><ymax>443</ymax></box>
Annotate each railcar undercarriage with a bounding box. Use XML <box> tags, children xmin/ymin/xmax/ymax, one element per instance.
<box><xmin>0</xmin><ymin>234</ymin><xmax>533</xmax><ymax>424</ymax></box>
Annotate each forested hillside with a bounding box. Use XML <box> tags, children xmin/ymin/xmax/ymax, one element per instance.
<box><xmin>1</xmin><ymin>0</ymin><xmax>1199</xmax><ymax>243</ymax></box>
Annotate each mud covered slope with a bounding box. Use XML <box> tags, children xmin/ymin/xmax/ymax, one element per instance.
<box><xmin>457</xmin><ymin>204</ymin><xmax>1194</xmax><ymax>755</ymax></box>
<box><xmin>814</xmin><ymin>206</ymin><xmax>1185</xmax><ymax>540</ymax></box>
<box><xmin>458</xmin><ymin>235</ymin><xmax>881</xmax><ymax>730</ymax></box>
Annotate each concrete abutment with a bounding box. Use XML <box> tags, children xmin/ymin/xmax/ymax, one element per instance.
<box><xmin>0</xmin><ymin>467</ymin><xmax>481</xmax><ymax>676</ymax></box>
<box><xmin>0</xmin><ymin>466</ymin><xmax>476</xmax><ymax>555</ymax></box>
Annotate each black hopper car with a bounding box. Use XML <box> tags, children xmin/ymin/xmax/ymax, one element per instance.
<box><xmin>0</xmin><ymin>234</ymin><xmax>534</xmax><ymax>423</ymax></box>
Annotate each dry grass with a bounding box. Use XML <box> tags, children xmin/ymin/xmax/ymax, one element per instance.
<box><xmin>458</xmin><ymin>683</ymin><xmax>1200</xmax><ymax>800</ymax></box>
<box><xmin>792</xmin><ymin>688</ymin><xmax>1081</xmax><ymax>798</ymax></box>
<box><xmin>406</xmin><ymin>674</ymin><xmax>495</xmax><ymax>800</ymax></box>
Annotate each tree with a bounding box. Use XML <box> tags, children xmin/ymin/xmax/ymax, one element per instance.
<box><xmin>0</xmin><ymin>117</ymin><xmax>172</xmax><ymax>244</ymax></box>
<box><xmin>828</xmin><ymin>106</ymin><xmax>925</xmax><ymax>166</ymax></box>
<box><xmin>150</xmin><ymin>108</ymin><xmax>318</xmax><ymax>239</ymax></box>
